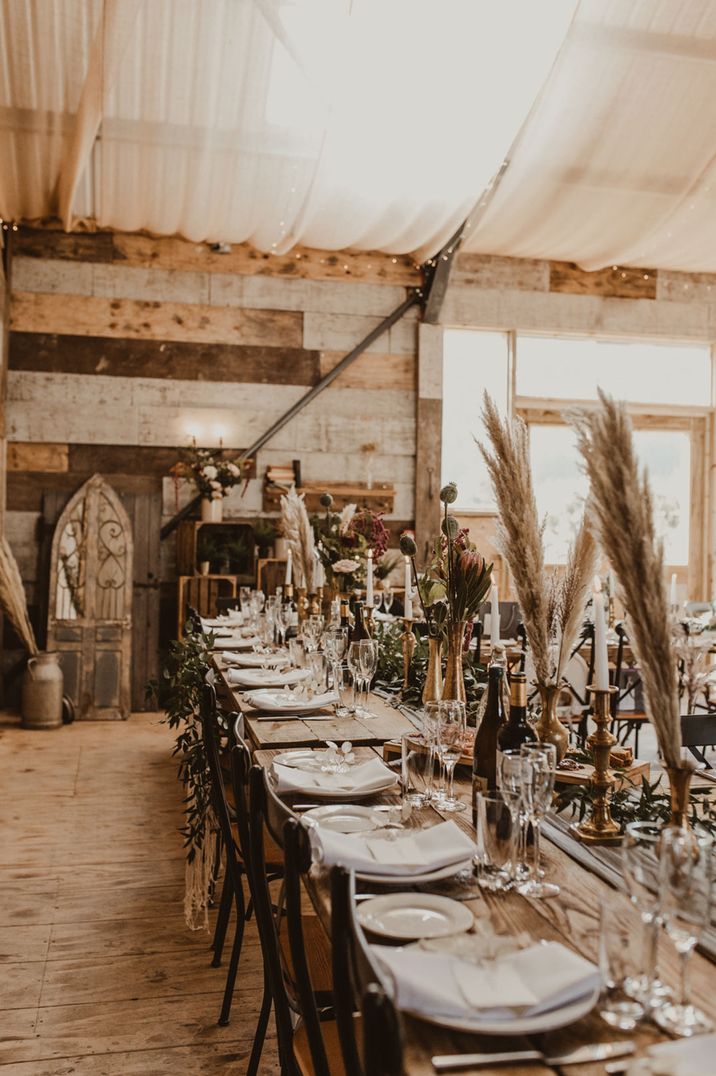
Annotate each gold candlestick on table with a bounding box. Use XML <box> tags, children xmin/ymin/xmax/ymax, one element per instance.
<box><xmin>572</xmin><ymin>684</ymin><xmax>622</xmax><ymax>844</ymax></box>
<box><xmin>401</xmin><ymin>618</ymin><xmax>415</xmax><ymax>691</ymax></box>
<box><xmin>296</xmin><ymin>586</ymin><xmax>308</xmax><ymax>623</ymax></box>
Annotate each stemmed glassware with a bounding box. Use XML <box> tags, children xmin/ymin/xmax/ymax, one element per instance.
<box><xmin>497</xmin><ymin>749</ymin><xmax>530</xmax><ymax>882</ymax></box>
<box><xmin>654</xmin><ymin>827</ymin><xmax>714</xmax><ymax>1037</ymax></box>
<box><xmin>621</xmin><ymin>821</ymin><xmax>671</xmax><ymax>1010</ymax></box>
<box><xmin>358</xmin><ymin>639</ymin><xmax>379</xmax><ymax>717</ymax></box>
<box><xmin>275</xmin><ymin>603</ymin><xmax>292</xmax><ymax>648</ymax></box>
<box><xmin>302</xmin><ymin>614</ymin><xmax>324</xmax><ymax>653</ymax></box>
<box><xmin>324</xmin><ymin>627</ymin><xmax>349</xmax><ymax>712</ymax></box>
<box><xmin>517</xmin><ymin>742</ymin><xmax>558</xmax><ymax>898</ymax></box>
<box><xmin>435</xmin><ymin>701</ymin><xmax>466</xmax><ymax>813</ymax></box>
<box><xmin>347</xmin><ymin>642</ymin><xmax>364</xmax><ymax>714</ymax></box>
<box><xmin>422</xmin><ymin>702</ymin><xmax>443</xmax><ymax>800</ymax></box>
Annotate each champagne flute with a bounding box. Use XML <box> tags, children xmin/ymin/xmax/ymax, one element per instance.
<box><xmin>517</xmin><ymin>742</ymin><xmax>558</xmax><ymax>898</ymax></box>
<box><xmin>422</xmin><ymin>701</ymin><xmax>442</xmax><ymax>800</ymax></box>
<box><xmin>324</xmin><ymin>627</ymin><xmax>348</xmax><ymax>691</ymax></box>
<box><xmin>276</xmin><ymin>604</ymin><xmax>292</xmax><ymax>648</ymax></box>
<box><xmin>622</xmin><ymin>821</ymin><xmax>671</xmax><ymax>1008</ymax></box>
<box><xmin>436</xmin><ymin>701</ymin><xmax>466</xmax><ymax>813</ymax></box>
<box><xmin>358</xmin><ymin>639</ymin><xmax>378</xmax><ymax>718</ymax></box>
<box><xmin>654</xmin><ymin>827</ymin><xmax>714</xmax><ymax>1037</ymax></box>
<box><xmin>347</xmin><ymin>642</ymin><xmax>364</xmax><ymax>715</ymax></box>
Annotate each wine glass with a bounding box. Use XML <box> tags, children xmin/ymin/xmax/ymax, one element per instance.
<box><xmin>324</xmin><ymin>627</ymin><xmax>348</xmax><ymax>690</ymax></box>
<box><xmin>517</xmin><ymin>742</ymin><xmax>558</xmax><ymax>898</ymax></box>
<box><xmin>497</xmin><ymin>749</ymin><xmax>529</xmax><ymax>881</ymax></box>
<box><xmin>276</xmin><ymin>604</ymin><xmax>292</xmax><ymax>648</ymax></box>
<box><xmin>422</xmin><ymin>701</ymin><xmax>442</xmax><ymax>800</ymax></box>
<box><xmin>308</xmin><ymin>651</ymin><xmax>327</xmax><ymax>696</ymax></box>
<box><xmin>347</xmin><ymin>642</ymin><xmax>364</xmax><ymax>714</ymax></box>
<box><xmin>654</xmin><ymin>827</ymin><xmax>714</xmax><ymax>1037</ymax></box>
<box><xmin>358</xmin><ymin>639</ymin><xmax>379</xmax><ymax>717</ymax></box>
<box><xmin>621</xmin><ymin>821</ymin><xmax>671</xmax><ymax>1009</ymax></box>
<box><xmin>382</xmin><ymin>588</ymin><xmax>394</xmax><ymax>615</ymax></box>
<box><xmin>436</xmin><ymin>701</ymin><xmax>466</xmax><ymax>813</ymax></box>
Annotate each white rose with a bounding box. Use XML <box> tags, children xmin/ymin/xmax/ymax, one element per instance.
<box><xmin>203</xmin><ymin>465</ymin><xmax>218</xmax><ymax>479</ymax></box>
<box><xmin>227</xmin><ymin>462</ymin><xmax>240</xmax><ymax>477</ymax></box>
<box><xmin>333</xmin><ymin>558</ymin><xmax>360</xmax><ymax>573</ymax></box>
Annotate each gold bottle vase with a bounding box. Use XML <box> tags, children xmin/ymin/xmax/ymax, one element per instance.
<box><xmin>422</xmin><ymin>636</ymin><xmax>443</xmax><ymax>704</ymax></box>
<box><xmin>534</xmin><ymin>684</ymin><xmax>570</xmax><ymax>764</ymax></box>
<box><xmin>442</xmin><ymin>621</ymin><xmax>467</xmax><ymax>704</ymax></box>
<box><xmin>666</xmin><ymin>764</ymin><xmax>692</xmax><ymax>831</ymax></box>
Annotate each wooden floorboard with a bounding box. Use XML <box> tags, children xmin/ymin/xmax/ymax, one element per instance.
<box><xmin>0</xmin><ymin>712</ymin><xmax>279</xmax><ymax>1074</ymax></box>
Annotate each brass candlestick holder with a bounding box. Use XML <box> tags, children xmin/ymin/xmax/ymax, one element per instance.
<box><xmin>572</xmin><ymin>684</ymin><xmax>622</xmax><ymax>844</ymax></box>
<box><xmin>401</xmin><ymin>618</ymin><xmax>415</xmax><ymax>691</ymax></box>
<box><xmin>296</xmin><ymin>586</ymin><xmax>308</xmax><ymax>623</ymax></box>
<box><xmin>308</xmin><ymin>592</ymin><xmax>320</xmax><ymax>616</ymax></box>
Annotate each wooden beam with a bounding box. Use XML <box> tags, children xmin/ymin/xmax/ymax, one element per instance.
<box><xmin>422</xmin><ymin>221</ymin><xmax>466</xmax><ymax>325</ymax></box>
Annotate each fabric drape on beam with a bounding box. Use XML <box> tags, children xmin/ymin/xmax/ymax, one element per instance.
<box><xmin>0</xmin><ymin>0</ymin><xmax>574</xmax><ymax>259</ymax></box>
<box><xmin>465</xmin><ymin>0</ymin><xmax>716</xmax><ymax>272</ymax></box>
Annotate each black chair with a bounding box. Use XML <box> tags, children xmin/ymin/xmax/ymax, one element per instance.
<box><xmin>611</xmin><ymin>623</ymin><xmax>648</xmax><ymax>755</ymax></box>
<box><xmin>199</xmin><ymin>684</ymin><xmax>249</xmax><ymax>1025</ymax></box>
<box><xmin>680</xmin><ymin>714</ymin><xmax>716</xmax><ymax>769</ymax></box>
<box><xmin>330</xmin><ymin>865</ymin><xmax>403</xmax><ymax>1076</ymax></box>
<box><xmin>247</xmin><ymin>765</ymin><xmax>334</xmax><ymax>1075</ymax></box>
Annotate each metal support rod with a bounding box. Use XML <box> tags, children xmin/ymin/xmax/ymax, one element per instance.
<box><xmin>160</xmin><ymin>289</ymin><xmax>422</xmax><ymax>539</ymax></box>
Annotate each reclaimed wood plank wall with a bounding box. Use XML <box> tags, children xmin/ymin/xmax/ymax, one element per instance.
<box><xmin>5</xmin><ymin>227</ymin><xmax>421</xmax><ymax>648</ymax></box>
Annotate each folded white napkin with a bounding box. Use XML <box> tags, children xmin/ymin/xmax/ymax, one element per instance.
<box><xmin>213</xmin><ymin>636</ymin><xmax>260</xmax><ymax>650</ymax></box>
<box><xmin>226</xmin><ymin>667</ymin><xmax>309</xmax><ymax>688</ymax></box>
<box><xmin>221</xmin><ymin>651</ymin><xmax>289</xmax><ymax>667</ymax></box>
<box><xmin>244</xmin><ymin>689</ymin><xmax>337</xmax><ymax>712</ymax></box>
<box><xmin>309</xmin><ymin>818</ymin><xmax>475</xmax><ymax>876</ymax></box>
<box><xmin>626</xmin><ymin>1035</ymin><xmax>716</xmax><ymax>1076</ymax></box>
<box><xmin>375</xmin><ymin>941</ymin><xmax>598</xmax><ymax>1022</ymax></box>
<box><xmin>275</xmin><ymin>756</ymin><xmax>396</xmax><ymax>796</ymax></box>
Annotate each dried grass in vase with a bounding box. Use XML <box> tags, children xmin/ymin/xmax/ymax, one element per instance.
<box><xmin>479</xmin><ymin>394</ymin><xmax>596</xmax><ymax>758</ymax></box>
<box><xmin>280</xmin><ymin>485</ymin><xmax>315</xmax><ymax>592</ymax></box>
<box><xmin>571</xmin><ymin>392</ymin><xmax>682</xmax><ymax>772</ymax></box>
<box><xmin>0</xmin><ymin>536</ymin><xmax>38</xmax><ymax>655</ymax></box>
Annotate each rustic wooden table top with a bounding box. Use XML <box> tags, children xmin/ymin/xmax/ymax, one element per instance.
<box><xmin>253</xmin><ymin>745</ymin><xmax>716</xmax><ymax>1076</ymax></box>
<box><xmin>212</xmin><ymin>655</ymin><xmax>417</xmax><ymax>750</ymax></box>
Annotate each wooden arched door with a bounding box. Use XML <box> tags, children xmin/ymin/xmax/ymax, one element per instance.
<box><xmin>47</xmin><ymin>474</ymin><xmax>133</xmax><ymax>720</ymax></box>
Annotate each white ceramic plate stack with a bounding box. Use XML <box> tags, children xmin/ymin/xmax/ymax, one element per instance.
<box><xmin>358</xmin><ymin>894</ymin><xmax>473</xmax><ymax>940</ymax></box>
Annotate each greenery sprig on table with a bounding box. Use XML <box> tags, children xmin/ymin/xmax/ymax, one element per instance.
<box><xmin>556</xmin><ymin>774</ymin><xmax>716</xmax><ymax>837</ymax></box>
<box><xmin>147</xmin><ymin>625</ymin><xmax>215</xmax><ymax>862</ymax></box>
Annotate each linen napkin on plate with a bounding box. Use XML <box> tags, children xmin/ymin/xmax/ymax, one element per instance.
<box><xmin>374</xmin><ymin>941</ymin><xmax>598</xmax><ymax>1022</ymax></box>
<box><xmin>274</xmin><ymin>756</ymin><xmax>396</xmax><ymax>796</ymax></box>
<box><xmin>243</xmin><ymin>689</ymin><xmax>337</xmax><ymax>712</ymax></box>
<box><xmin>226</xmin><ymin>667</ymin><xmax>309</xmax><ymax>688</ymax></box>
<box><xmin>308</xmin><ymin>818</ymin><xmax>475</xmax><ymax>876</ymax></box>
<box><xmin>221</xmin><ymin>651</ymin><xmax>289</xmax><ymax>667</ymax></box>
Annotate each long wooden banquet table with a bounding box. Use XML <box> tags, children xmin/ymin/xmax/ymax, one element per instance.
<box><xmin>213</xmin><ymin>656</ymin><xmax>716</xmax><ymax>1075</ymax></box>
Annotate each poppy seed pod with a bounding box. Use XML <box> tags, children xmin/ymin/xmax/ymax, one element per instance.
<box><xmin>319</xmin><ymin>492</ymin><xmax>333</xmax><ymax>508</ymax></box>
<box><xmin>441</xmin><ymin>514</ymin><xmax>459</xmax><ymax>539</ymax></box>
<box><xmin>439</xmin><ymin>482</ymin><xmax>458</xmax><ymax>505</ymax></box>
<box><xmin>399</xmin><ymin>533</ymin><xmax>417</xmax><ymax>557</ymax></box>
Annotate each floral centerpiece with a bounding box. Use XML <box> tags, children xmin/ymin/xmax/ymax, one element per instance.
<box><xmin>312</xmin><ymin>493</ymin><xmax>390</xmax><ymax>595</ymax></box>
<box><xmin>171</xmin><ymin>442</ymin><xmax>244</xmax><ymax>522</ymax></box>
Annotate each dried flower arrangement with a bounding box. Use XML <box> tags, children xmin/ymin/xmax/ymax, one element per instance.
<box><xmin>280</xmin><ymin>486</ymin><xmax>316</xmax><ymax>591</ymax></box>
<box><xmin>171</xmin><ymin>443</ymin><xmax>243</xmax><ymax>501</ymax></box>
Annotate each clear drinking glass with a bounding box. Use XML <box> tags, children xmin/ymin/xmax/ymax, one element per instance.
<box><xmin>475</xmin><ymin>793</ymin><xmax>516</xmax><ymax>892</ymax></box>
<box><xmin>599</xmin><ymin>902</ymin><xmax>645</xmax><ymax>1030</ymax></box>
<box><xmin>496</xmin><ymin>750</ymin><xmax>530</xmax><ymax>881</ymax></box>
<box><xmin>400</xmin><ymin>734</ymin><xmax>432</xmax><ymax>807</ymax></box>
<box><xmin>334</xmin><ymin>663</ymin><xmax>355</xmax><ymax>716</ymax></box>
<box><xmin>288</xmin><ymin>637</ymin><xmax>306</xmax><ymax>668</ymax></box>
<box><xmin>422</xmin><ymin>702</ymin><xmax>442</xmax><ymax>800</ymax></box>
<box><xmin>517</xmin><ymin>742</ymin><xmax>559</xmax><ymax>898</ymax></box>
<box><xmin>654</xmin><ymin>827</ymin><xmax>714</xmax><ymax>1037</ymax></box>
<box><xmin>358</xmin><ymin>639</ymin><xmax>379</xmax><ymax>717</ymax></box>
<box><xmin>308</xmin><ymin>651</ymin><xmax>327</xmax><ymax>696</ymax></box>
<box><xmin>436</xmin><ymin>701</ymin><xmax>466</xmax><ymax>813</ymax></box>
<box><xmin>239</xmin><ymin>586</ymin><xmax>252</xmax><ymax>611</ymax></box>
<box><xmin>621</xmin><ymin>821</ymin><xmax>671</xmax><ymax>1008</ymax></box>
<box><xmin>276</xmin><ymin>604</ymin><xmax>292</xmax><ymax>648</ymax></box>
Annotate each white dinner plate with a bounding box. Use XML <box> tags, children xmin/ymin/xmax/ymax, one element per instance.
<box><xmin>303</xmin><ymin>804</ymin><xmax>384</xmax><ymax>834</ymax></box>
<box><xmin>273</xmin><ymin>750</ymin><xmax>324</xmax><ymax>770</ymax></box>
<box><xmin>408</xmin><ymin>982</ymin><xmax>600</xmax><ymax>1037</ymax></box>
<box><xmin>355</xmin><ymin>858</ymin><xmax>473</xmax><ymax>886</ymax></box>
<box><xmin>274</xmin><ymin>769</ymin><xmax>398</xmax><ymax>801</ymax></box>
<box><xmin>358</xmin><ymin>894</ymin><xmax>473</xmax><ymax>940</ymax></box>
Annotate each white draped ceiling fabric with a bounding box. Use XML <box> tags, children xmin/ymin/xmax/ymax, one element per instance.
<box><xmin>0</xmin><ymin>0</ymin><xmax>574</xmax><ymax>257</ymax></box>
<box><xmin>3</xmin><ymin>1</ymin><xmax>716</xmax><ymax>270</ymax></box>
<box><xmin>465</xmin><ymin>0</ymin><xmax>716</xmax><ymax>272</ymax></box>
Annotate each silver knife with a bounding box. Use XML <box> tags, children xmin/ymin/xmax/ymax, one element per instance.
<box><xmin>432</xmin><ymin>1041</ymin><xmax>635</xmax><ymax>1071</ymax></box>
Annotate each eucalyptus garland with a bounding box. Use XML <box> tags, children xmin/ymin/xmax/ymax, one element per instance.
<box><xmin>555</xmin><ymin>774</ymin><xmax>716</xmax><ymax>837</ymax></box>
<box><xmin>147</xmin><ymin>626</ymin><xmax>215</xmax><ymax>862</ymax></box>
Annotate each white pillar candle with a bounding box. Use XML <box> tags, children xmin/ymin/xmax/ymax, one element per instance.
<box><xmin>490</xmin><ymin>580</ymin><xmax>500</xmax><ymax>646</ymax></box>
<box><xmin>366</xmin><ymin>549</ymin><xmax>374</xmax><ymax>608</ymax></box>
<box><xmin>670</xmin><ymin>572</ymin><xmax>678</xmax><ymax>608</ymax></box>
<box><xmin>593</xmin><ymin>577</ymin><xmax>609</xmax><ymax>691</ymax></box>
<box><xmin>285</xmin><ymin>547</ymin><xmax>292</xmax><ymax>586</ymax></box>
<box><xmin>403</xmin><ymin>556</ymin><xmax>413</xmax><ymax>619</ymax></box>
